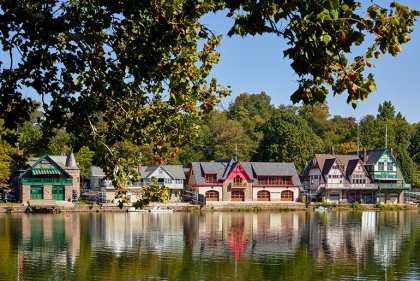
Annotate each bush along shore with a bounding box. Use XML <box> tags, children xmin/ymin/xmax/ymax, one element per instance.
<box><xmin>0</xmin><ymin>201</ymin><xmax>418</xmax><ymax>213</ymax></box>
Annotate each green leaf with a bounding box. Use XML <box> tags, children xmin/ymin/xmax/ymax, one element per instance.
<box><xmin>320</xmin><ymin>34</ymin><xmax>332</xmax><ymax>45</ymax></box>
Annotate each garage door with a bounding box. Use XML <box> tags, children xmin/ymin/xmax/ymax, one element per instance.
<box><xmin>52</xmin><ymin>186</ymin><xmax>65</xmax><ymax>200</ymax></box>
<box><xmin>231</xmin><ymin>191</ymin><xmax>244</xmax><ymax>201</ymax></box>
<box><xmin>281</xmin><ymin>190</ymin><xmax>293</xmax><ymax>201</ymax></box>
<box><xmin>347</xmin><ymin>192</ymin><xmax>357</xmax><ymax>203</ymax></box>
<box><xmin>206</xmin><ymin>190</ymin><xmax>219</xmax><ymax>201</ymax></box>
<box><xmin>329</xmin><ymin>193</ymin><xmax>340</xmax><ymax>202</ymax></box>
<box><xmin>257</xmin><ymin>190</ymin><xmax>270</xmax><ymax>201</ymax></box>
<box><xmin>30</xmin><ymin>186</ymin><xmax>43</xmax><ymax>199</ymax></box>
<box><xmin>362</xmin><ymin>193</ymin><xmax>374</xmax><ymax>204</ymax></box>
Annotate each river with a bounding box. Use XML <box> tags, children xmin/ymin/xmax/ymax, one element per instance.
<box><xmin>1</xmin><ymin>210</ymin><xmax>420</xmax><ymax>281</ymax></box>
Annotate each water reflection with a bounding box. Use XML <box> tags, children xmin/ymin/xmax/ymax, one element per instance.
<box><xmin>1</xmin><ymin>211</ymin><xmax>420</xmax><ymax>281</ymax></box>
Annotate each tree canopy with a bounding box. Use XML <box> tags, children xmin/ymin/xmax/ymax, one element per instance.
<box><xmin>1</xmin><ymin>0</ymin><xmax>419</xmax><ymax>197</ymax></box>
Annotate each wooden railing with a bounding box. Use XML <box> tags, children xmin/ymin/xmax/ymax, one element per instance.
<box><xmin>230</xmin><ymin>181</ymin><xmax>247</xmax><ymax>188</ymax></box>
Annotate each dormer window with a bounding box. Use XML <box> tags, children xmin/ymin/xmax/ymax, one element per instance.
<box><xmin>206</xmin><ymin>174</ymin><xmax>217</xmax><ymax>183</ymax></box>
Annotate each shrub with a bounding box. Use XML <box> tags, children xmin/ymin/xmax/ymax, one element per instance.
<box><xmin>350</xmin><ymin>202</ymin><xmax>366</xmax><ymax>210</ymax></box>
<box><xmin>252</xmin><ymin>205</ymin><xmax>262</xmax><ymax>211</ymax></box>
<box><xmin>315</xmin><ymin>202</ymin><xmax>332</xmax><ymax>209</ymax></box>
<box><xmin>376</xmin><ymin>203</ymin><xmax>402</xmax><ymax>211</ymax></box>
<box><xmin>6</xmin><ymin>204</ymin><xmax>13</xmax><ymax>212</ymax></box>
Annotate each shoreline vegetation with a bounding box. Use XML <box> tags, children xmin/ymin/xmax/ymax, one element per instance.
<box><xmin>0</xmin><ymin>201</ymin><xmax>418</xmax><ymax>213</ymax></box>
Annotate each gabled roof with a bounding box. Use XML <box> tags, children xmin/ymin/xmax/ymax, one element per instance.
<box><xmin>189</xmin><ymin>160</ymin><xmax>301</xmax><ymax>186</ymax></box>
<box><xmin>322</xmin><ymin>158</ymin><xmax>336</xmax><ymax>175</ymax></box>
<box><xmin>140</xmin><ymin>165</ymin><xmax>185</xmax><ymax>179</ymax></box>
<box><xmin>347</xmin><ymin>148</ymin><xmax>389</xmax><ymax>165</ymax></box>
<box><xmin>28</xmin><ymin>152</ymin><xmax>80</xmax><ymax>170</ymax></box>
<box><xmin>20</xmin><ymin>155</ymin><xmax>72</xmax><ymax>179</ymax></box>
<box><xmin>346</xmin><ymin>159</ymin><xmax>360</xmax><ymax>175</ymax></box>
<box><xmin>301</xmin><ymin>153</ymin><xmax>360</xmax><ymax>180</ymax></box>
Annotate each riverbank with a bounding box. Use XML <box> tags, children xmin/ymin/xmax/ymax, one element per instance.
<box><xmin>1</xmin><ymin>201</ymin><xmax>418</xmax><ymax>213</ymax></box>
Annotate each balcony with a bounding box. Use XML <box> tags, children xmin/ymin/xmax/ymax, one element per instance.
<box><xmin>312</xmin><ymin>183</ymin><xmax>379</xmax><ymax>194</ymax></box>
<box><xmin>21</xmin><ymin>178</ymin><xmax>73</xmax><ymax>185</ymax></box>
<box><xmin>378</xmin><ymin>183</ymin><xmax>411</xmax><ymax>190</ymax></box>
<box><xmin>323</xmin><ymin>183</ymin><xmax>378</xmax><ymax>190</ymax></box>
<box><xmin>230</xmin><ymin>181</ymin><xmax>247</xmax><ymax>188</ymax></box>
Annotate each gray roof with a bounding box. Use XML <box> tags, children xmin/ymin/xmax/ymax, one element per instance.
<box><xmin>189</xmin><ymin>160</ymin><xmax>300</xmax><ymax>186</ymax></box>
<box><xmin>28</xmin><ymin>152</ymin><xmax>79</xmax><ymax>170</ymax></box>
<box><xmin>65</xmin><ymin>151</ymin><xmax>78</xmax><ymax>168</ymax></box>
<box><xmin>140</xmin><ymin>165</ymin><xmax>186</xmax><ymax>179</ymax></box>
<box><xmin>90</xmin><ymin>166</ymin><xmax>106</xmax><ymax>177</ymax></box>
<box><xmin>347</xmin><ymin>148</ymin><xmax>386</xmax><ymax>165</ymax></box>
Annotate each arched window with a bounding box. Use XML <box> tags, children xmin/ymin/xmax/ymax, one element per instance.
<box><xmin>281</xmin><ymin>190</ymin><xmax>294</xmax><ymax>201</ymax></box>
<box><xmin>234</xmin><ymin>175</ymin><xmax>242</xmax><ymax>186</ymax></box>
<box><xmin>257</xmin><ymin>190</ymin><xmax>270</xmax><ymax>201</ymax></box>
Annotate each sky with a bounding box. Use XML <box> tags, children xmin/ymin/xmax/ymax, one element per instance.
<box><xmin>201</xmin><ymin>0</ymin><xmax>420</xmax><ymax>124</ymax></box>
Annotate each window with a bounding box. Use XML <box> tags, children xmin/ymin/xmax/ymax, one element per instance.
<box><xmin>269</xmin><ymin>176</ymin><xmax>277</xmax><ymax>185</ymax></box>
<box><xmin>164</xmin><ymin>178</ymin><xmax>172</xmax><ymax>184</ymax></box>
<box><xmin>387</xmin><ymin>162</ymin><xmax>394</xmax><ymax>171</ymax></box>
<box><xmin>259</xmin><ymin>176</ymin><xmax>268</xmax><ymax>185</ymax></box>
<box><xmin>206</xmin><ymin>174</ymin><xmax>217</xmax><ymax>183</ymax></box>
<box><xmin>233</xmin><ymin>175</ymin><xmax>244</xmax><ymax>187</ymax></box>
<box><xmin>378</xmin><ymin>162</ymin><xmax>384</xmax><ymax>171</ymax></box>
<box><xmin>279</xmin><ymin>176</ymin><xmax>291</xmax><ymax>185</ymax></box>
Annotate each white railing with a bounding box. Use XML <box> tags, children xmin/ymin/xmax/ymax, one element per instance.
<box><xmin>307</xmin><ymin>183</ymin><xmax>379</xmax><ymax>195</ymax></box>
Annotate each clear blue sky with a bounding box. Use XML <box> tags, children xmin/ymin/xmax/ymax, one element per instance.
<box><xmin>202</xmin><ymin>0</ymin><xmax>420</xmax><ymax>124</ymax></box>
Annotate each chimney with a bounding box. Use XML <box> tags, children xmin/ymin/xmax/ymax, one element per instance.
<box><xmin>331</xmin><ymin>147</ymin><xmax>335</xmax><ymax>156</ymax></box>
<box><xmin>390</xmin><ymin>148</ymin><xmax>393</xmax><ymax>155</ymax></box>
<box><xmin>138</xmin><ymin>164</ymin><xmax>142</xmax><ymax>173</ymax></box>
<box><xmin>363</xmin><ymin>147</ymin><xmax>367</xmax><ymax>164</ymax></box>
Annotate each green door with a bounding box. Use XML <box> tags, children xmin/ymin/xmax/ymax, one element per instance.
<box><xmin>30</xmin><ymin>186</ymin><xmax>43</xmax><ymax>199</ymax></box>
<box><xmin>52</xmin><ymin>186</ymin><xmax>65</xmax><ymax>200</ymax></box>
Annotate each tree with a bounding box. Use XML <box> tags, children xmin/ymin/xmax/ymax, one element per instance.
<box><xmin>0</xmin><ymin>120</ymin><xmax>13</xmax><ymax>186</ymax></box>
<box><xmin>202</xmin><ymin>110</ymin><xmax>253</xmax><ymax>161</ymax></box>
<box><xmin>75</xmin><ymin>146</ymin><xmax>95</xmax><ymax>183</ymax></box>
<box><xmin>377</xmin><ymin>100</ymin><xmax>396</xmax><ymax>121</ymax></box>
<box><xmin>258</xmin><ymin>112</ymin><xmax>323</xmax><ymax>169</ymax></box>
<box><xmin>298</xmin><ymin>102</ymin><xmax>332</xmax><ymax>138</ymax></box>
<box><xmin>227</xmin><ymin>92</ymin><xmax>274</xmax><ymax>160</ymax></box>
<box><xmin>1</xmin><ymin>0</ymin><xmax>418</xmax><ymax>206</ymax></box>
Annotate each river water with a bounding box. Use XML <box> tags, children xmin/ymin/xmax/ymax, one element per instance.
<box><xmin>1</xmin><ymin>210</ymin><xmax>420</xmax><ymax>281</ymax></box>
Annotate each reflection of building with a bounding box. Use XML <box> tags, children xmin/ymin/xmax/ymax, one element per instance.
<box><xmin>18</xmin><ymin>152</ymin><xmax>80</xmax><ymax>203</ymax></box>
<box><xmin>18</xmin><ymin>213</ymin><xmax>81</xmax><ymax>269</ymax></box>
<box><xmin>186</xmin><ymin>159</ymin><xmax>301</xmax><ymax>202</ymax></box>
<box><xmin>192</xmin><ymin>212</ymin><xmax>301</xmax><ymax>261</ymax></box>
